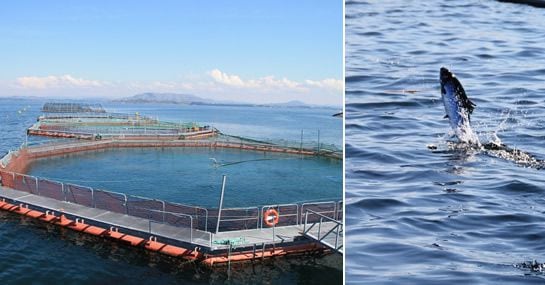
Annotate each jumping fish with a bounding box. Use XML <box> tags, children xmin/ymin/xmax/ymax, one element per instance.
<box><xmin>440</xmin><ymin>67</ymin><xmax>480</xmax><ymax>145</ymax></box>
<box><xmin>438</xmin><ymin>67</ymin><xmax>544</xmax><ymax>168</ymax></box>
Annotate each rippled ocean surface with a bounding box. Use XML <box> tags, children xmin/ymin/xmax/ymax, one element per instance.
<box><xmin>346</xmin><ymin>1</ymin><xmax>545</xmax><ymax>283</ymax></box>
<box><xmin>0</xmin><ymin>98</ymin><xmax>342</xmax><ymax>284</ymax></box>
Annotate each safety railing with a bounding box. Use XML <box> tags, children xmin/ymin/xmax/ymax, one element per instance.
<box><xmin>217</xmin><ymin>133</ymin><xmax>342</xmax><ymax>157</ymax></box>
<box><xmin>39</xmin><ymin>126</ymin><xmax>212</xmax><ymax>134</ymax></box>
<box><xmin>0</xmin><ymin>170</ymin><xmax>205</xmax><ymax>226</ymax></box>
<box><xmin>0</xmin><ymin>169</ymin><xmax>341</xmax><ymax>237</ymax></box>
<box><xmin>40</xmin><ymin>113</ymin><xmax>129</xmax><ymax>120</ymax></box>
<box><xmin>16</xmin><ymin>139</ymin><xmax>336</xmax><ymax>165</ymax></box>
<box><xmin>303</xmin><ymin>209</ymin><xmax>343</xmax><ymax>254</ymax></box>
<box><xmin>144</xmin><ymin>207</ymin><xmax>198</xmax><ymax>244</ymax></box>
<box><xmin>300</xmin><ymin>201</ymin><xmax>337</xmax><ymax>224</ymax></box>
<box><xmin>211</xmin><ymin>207</ymin><xmax>260</xmax><ymax>232</ymax></box>
<box><xmin>0</xmin><ymin>150</ymin><xmax>18</xmax><ymax>169</ymax></box>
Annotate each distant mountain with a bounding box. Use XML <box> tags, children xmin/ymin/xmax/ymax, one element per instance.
<box><xmin>268</xmin><ymin>100</ymin><xmax>310</xmax><ymax>108</ymax></box>
<box><xmin>113</xmin><ymin>93</ymin><xmax>209</xmax><ymax>104</ymax></box>
<box><xmin>113</xmin><ymin>92</ymin><xmax>338</xmax><ymax>109</ymax></box>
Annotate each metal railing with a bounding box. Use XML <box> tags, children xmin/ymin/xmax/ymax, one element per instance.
<box><xmin>35</xmin><ymin>125</ymin><xmax>213</xmax><ymax>135</ymax></box>
<box><xmin>212</xmin><ymin>207</ymin><xmax>260</xmax><ymax>232</ymax></box>
<box><xmin>300</xmin><ymin>201</ymin><xmax>337</xmax><ymax>224</ymax></box>
<box><xmin>0</xmin><ymin>150</ymin><xmax>18</xmax><ymax>168</ymax></box>
<box><xmin>303</xmin><ymin>209</ymin><xmax>343</xmax><ymax>254</ymax></box>
<box><xmin>17</xmin><ymin>139</ymin><xmax>338</xmax><ymax>165</ymax></box>
<box><xmin>217</xmin><ymin>133</ymin><xmax>342</xmax><ymax>157</ymax></box>
<box><xmin>1</xmin><ymin>170</ymin><xmax>342</xmax><ymax>234</ymax></box>
<box><xmin>144</xmin><ymin>207</ymin><xmax>195</xmax><ymax>243</ymax></box>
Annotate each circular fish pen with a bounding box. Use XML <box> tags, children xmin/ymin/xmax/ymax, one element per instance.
<box><xmin>0</xmin><ymin>109</ymin><xmax>343</xmax><ymax>265</ymax></box>
<box><xmin>26</xmin><ymin>146</ymin><xmax>341</xmax><ymax>208</ymax></box>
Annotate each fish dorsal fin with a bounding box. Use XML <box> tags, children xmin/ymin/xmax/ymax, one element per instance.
<box><xmin>452</xmin><ymin>76</ymin><xmax>476</xmax><ymax>120</ymax></box>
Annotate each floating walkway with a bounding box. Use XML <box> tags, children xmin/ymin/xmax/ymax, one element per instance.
<box><xmin>0</xmin><ymin>183</ymin><xmax>341</xmax><ymax>265</ymax></box>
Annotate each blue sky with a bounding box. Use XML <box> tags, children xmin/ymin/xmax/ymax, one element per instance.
<box><xmin>0</xmin><ymin>1</ymin><xmax>343</xmax><ymax>105</ymax></box>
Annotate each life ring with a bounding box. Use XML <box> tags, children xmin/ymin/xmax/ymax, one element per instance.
<box><xmin>263</xmin><ymin>209</ymin><xmax>279</xmax><ymax>227</ymax></box>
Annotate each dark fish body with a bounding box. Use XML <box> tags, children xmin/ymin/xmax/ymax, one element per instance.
<box><xmin>440</xmin><ymin>67</ymin><xmax>479</xmax><ymax>144</ymax></box>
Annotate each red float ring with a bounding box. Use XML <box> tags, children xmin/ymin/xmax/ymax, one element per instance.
<box><xmin>263</xmin><ymin>209</ymin><xmax>280</xmax><ymax>227</ymax></box>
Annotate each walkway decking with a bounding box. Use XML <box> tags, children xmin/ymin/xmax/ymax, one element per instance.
<box><xmin>0</xmin><ymin>186</ymin><xmax>337</xmax><ymax>252</ymax></box>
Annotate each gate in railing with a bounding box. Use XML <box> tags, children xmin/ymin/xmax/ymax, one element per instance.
<box><xmin>303</xmin><ymin>209</ymin><xmax>343</xmax><ymax>254</ymax></box>
<box><xmin>300</xmin><ymin>201</ymin><xmax>337</xmax><ymax>224</ymax></box>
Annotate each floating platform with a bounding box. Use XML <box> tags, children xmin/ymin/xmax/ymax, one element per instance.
<box><xmin>0</xmin><ymin>181</ymin><xmax>342</xmax><ymax>265</ymax></box>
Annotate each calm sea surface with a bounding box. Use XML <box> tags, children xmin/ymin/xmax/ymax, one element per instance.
<box><xmin>346</xmin><ymin>0</ymin><xmax>545</xmax><ymax>284</ymax></box>
<box><xmin>0</xmin><ymin>98</ymin><xmax>342</xmax><ymax>284</ymax></box>
<box><xmin>27</xmin><ymin>147</ymin><xmax>341</xmax><ymax>208</ymax></box>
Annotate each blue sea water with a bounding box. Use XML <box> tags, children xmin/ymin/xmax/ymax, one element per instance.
<box><xmin>0</xmin><ymin>98</ymin><xmax>342</xmax><ymax>284</ymax></box>
<box><xmin>107</xmin><ymin>103</ymin><xmax>342</xmax><ymax>149</ymax></box>
<box><xmin>27</xmin><ymin>147</ymin><xmax>341</xmax><ymax>208</ymax></box>
<box><xmin>346</xmin><ymin>0</ymin><xmax>545</xmax><ymax>284</ymax></box>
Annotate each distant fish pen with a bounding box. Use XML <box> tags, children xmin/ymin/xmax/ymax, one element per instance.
<box><xmin>0</xmin><ymin>105</ymin><xmax>343</xmax><ymax>266</ymax></box>
<box><xmin>26</xmin><ymin>110</ymin><xmax>341</xmax><ymax>159</ymax></box>
<box><xmin>42</xmin><ymin>102</ymin><xmax>106</xmax><ymax>113</ymax></box>
<box><xmin>28</xmin><ymin>112</ymin><xmax>217</xmax><ymax>141</ymax></box>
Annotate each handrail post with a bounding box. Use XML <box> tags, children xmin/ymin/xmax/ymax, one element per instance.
<box><xmin>303</xmin><ymin>210</ymin><xmax>308</xmax><ymax>233</ymax></box>
<box><xmin>318</xmin><ymin>217</ymin><xmax>322</xmax><ymax>240</ymax></box>
<box><xmin>333</xmin><ymin>202</ymin><xmax>337</xmax><ymax>221</ymax></box>
<box><xmin>260</xmin><ymin>207</ymin><xmax>264</xmax><ymax>229</ymax></box>
<box><xmin>255</xmin><ymin>208</ymin><xmax>259</xmax><ymax>229</ymax></box>
<box><xmin>300</xmin><ymin>129</ymin><xmax>303</xmax><ymax>153</ymax></box>
<box><xmin>272</xmin><ymin>220</ymin><xmax>275</xmax><ymax>246</ymax></box>
<box><xmin>215</xmin><ymin>175</ymin><xmax>227</xmax><ymax>234</ymax></box>
<box><xmin>190</xmin><ymin>216</ymin><xmax>193</xmax><ymax>243</ymax></box>
<box><xmin>317</xmin><ymin>129</ymin><xmax>320</xmax><ymax>153</ymax></box>
<box><xmin>335</xmin><ymin>224</ymin><xmax>341</xmax><ymax>250</ymax></box>
<box><xmin>91</xmin><ymin>187</ymin><xmax>95</xmax><ymax>208</ymax></box>
<box><xmin>204</xmin><ymin>208</ymin><xmax>209</xmax><ymax>232</ymax></box>
<box><xmin>124</xmin><ymin>194</ymin><xmax>128</xmax><ymax>214</ymax></box>
<box><xmin>296</xmin><ymin>204</ymin><xmax>299</xmax><ymax>226</ymax></box>
<box><xmin>161</xmin><ymin>200</ymin><xmax>165</xmax><ymax>223</ymax></box>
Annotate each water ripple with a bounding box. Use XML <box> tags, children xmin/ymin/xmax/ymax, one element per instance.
<box><xmin>346</xmin><ymin>0</ymin><xmax>545</xmax><ymax>283</ymax></box>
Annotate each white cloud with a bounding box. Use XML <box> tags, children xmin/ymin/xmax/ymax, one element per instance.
<box><xmin>208</xmin><ymin>69</ymin><xmax>342</xmax><ymax>94</ymax></box>
<box><xmin>5</xmin><ymin>70</ymin><xmax>342</xmax><ymax>106</ymax></box>
<box><xmin>16</xmin><ymin>74</ymin><xmax>103</xmax><ymax>89</ymax></box>
<box><xmin>305</xmin><ymin>78</ymin><xmax>343</xmax><ymax>91</ymax></box>
<box><xmin>209</xmin><ymin>69</ymin><xmax>303</xmax><ymax>90</ymax></box>
<box><xmin>209</xmin><ymin>69</ymin><xmax>244</xmax><ymax>87</ymax></box>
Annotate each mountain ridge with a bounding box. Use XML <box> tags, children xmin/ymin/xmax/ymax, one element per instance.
<box><xmin>113</xmin><ymin>92</ymin><xmax>339</xmax><ymax>109</ymax></box>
